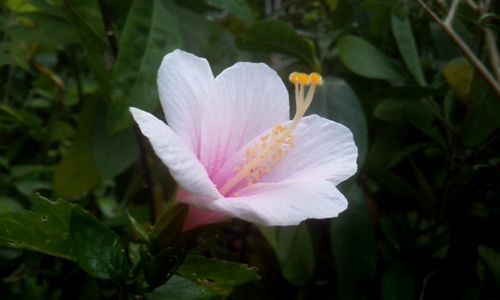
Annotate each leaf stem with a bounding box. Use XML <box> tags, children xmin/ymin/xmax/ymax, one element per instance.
<box><xmin>416</xmin><ymin>0</ymin><xmax>500</xmax><ymax>97</ymax></box>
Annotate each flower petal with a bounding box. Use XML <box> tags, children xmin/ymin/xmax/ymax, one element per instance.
<box><xmin>199</xmin><ymin>62</ymin><xmax>289</xmax><ymax>178</ymax></box>
<box><xmin>157</xmin><ymin>49</ymin><xmax>215</xmax><ymax>154</ymax></box>
<box><xmin>199</xmin><ymin>181</ymin><xmax>348</xmax><ymax>226</ymax></box>
<box><xmin>130</xmin><ymin>107</ymin><xmax>221</xmax><ymax>199</ymax></box>
<box><xmin>263</xmin><ymin>114</ymin><xmax>358</xmax><ymax>185</ymax></box>
<box><xmin>213</xmin><ymin>115</ymin><xmax>357</xmax><ymax>192</ymax></box>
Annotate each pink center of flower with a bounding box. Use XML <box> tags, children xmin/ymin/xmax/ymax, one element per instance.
<box><xmin>219</xmin><ymin>72</ymin><xmax>324</xmax><ymax>196</ymax></box>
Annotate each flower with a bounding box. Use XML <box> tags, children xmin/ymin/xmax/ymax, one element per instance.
<box><xmin>130</xmin><ymin>50</ymin><xmax>357</xmax><ymax>230</ymax></box>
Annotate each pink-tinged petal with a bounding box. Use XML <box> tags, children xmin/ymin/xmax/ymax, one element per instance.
<box><xmin>263</xmin><ymin>114</ymin><xmax>358</xmax><ymax>185</ymax></box>
<box><xmin>213</xmin><ymin>115</ymin><xmax>357</xmax><ymax>193</ymax></box>
<box><xmin>199</xmin><ymin>62</ymin><xmax>289</xmax><ymax>178</ymax></box>
<box><xmin>130</xmin><ymin>107</ymin><xmax>221</xmax><ymax>200</ymax></box>
<box><xmin>182</xmin><ymin>205</ymin><xmax>229</xmax><ymax>232</ymax></box>
<box><xmin>157</xmin><ymin>50</ymin><xmax>215</xmax><ymax>154</ymax></box>
<box><xmin>200</xmin><ymin>181</ymin><xmax>348</xmax><ymax>226</ymax></box>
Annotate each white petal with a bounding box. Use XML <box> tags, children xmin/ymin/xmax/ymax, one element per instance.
<box><xmin>199</xmin><ymin>181</ymin><xmax>348</xmax><ymax>226</ymax></box>
<box><xmin>199</xmin><ymin>62</ymin><xmax>289</xmax><ymax>178</ymax></box>
<box><xmin>213</xmin><ymin>115</ymin><xmax>357</xmax><ymax>192</ymax></box>
<box><xmin>157</xmin><ymin>50</ymin><xmax>215</xmax><ymax>154</ymax></box>
<box><xmin>263</xmin><ymin>114</ymin><xmax>358</xmax><ymax>185</ymax></box>
<box><xmin>130</xmin><ymin>107</ymin><xmax>221</xmax><ymax>200</ymax></box>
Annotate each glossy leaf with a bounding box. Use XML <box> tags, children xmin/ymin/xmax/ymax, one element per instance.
<box><xmin>177</xmin><ymin>255</ymin><xmax>259</xmax><ymax>295</ymax></box>
<box><xmin>146</xmin><ymin>275</ymin><xmax>219</xmax><ymax>300</ymax></box>
<box><xmin>337</xmin><ymin>35</ymin><xmax>403</xmax><ymax>83</ymax></box>
<box><xmin>0</xmin><ymin>194</ymin><xmax>75</xmax><ymax>259</ymax></box>
<box><xmin>70</xmin><ymin>207</ymin><xmax>123</xmax><ymax>279</ymax></box>
<box><xmin>236</xmin><ymin>20</ymin><xmax>319</xmax><ymax>70</ymax></box>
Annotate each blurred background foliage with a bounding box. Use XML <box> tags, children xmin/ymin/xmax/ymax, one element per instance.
<box><xmin>0</xmin><ymin>0</ymin><xmax>499</xmax><ymax>299</ymax></box>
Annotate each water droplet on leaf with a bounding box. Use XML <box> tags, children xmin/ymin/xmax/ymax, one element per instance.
<box><xmin>40</xmin><ymin>215</ymin><xmax>49</xmax><ymax>222</ymax></box>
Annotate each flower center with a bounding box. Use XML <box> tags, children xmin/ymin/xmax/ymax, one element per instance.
<box><xmin>219</xmin><ymin>72</ymin><xmax>323</xmax><ymax>196</ymax></box>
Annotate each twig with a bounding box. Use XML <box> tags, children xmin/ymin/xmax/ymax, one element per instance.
<box><xmin>416</xmin><ymin>0</ymin><xmax>500</xmax><ymax>97</ymax></box>
<box><xmin>444</xmin><ymin>0</ymin><xmax>460</xmax><ymax>26</ymax></box>
<box><xmin>481</xmin><ymin>0</ymin><xmax>500</xmax><ymax>82</ymax></box>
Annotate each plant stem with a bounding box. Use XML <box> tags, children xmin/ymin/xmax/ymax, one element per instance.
<box><xmin>444</xmin><ymin>0</ymin><xmax>460</xmax><ymax>26</ymax></box>
<box><xmin>416</xmin><ymin>0</ymin><xmax>500</xmax><ymax>97</ymax></box>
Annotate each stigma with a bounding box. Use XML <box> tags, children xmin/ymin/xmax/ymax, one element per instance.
<box><xmin>219</xmin><ymin>72</ymin><xmax>323</xmax><ymax>196</ymax></box>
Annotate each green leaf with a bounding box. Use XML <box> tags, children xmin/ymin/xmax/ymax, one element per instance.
<box><xmin>259</xmin><ymin>224</ymin><xmax>314</xmax><ymax>285</ymax></box>
<box><xmin>177</xmin><ymin>255</ymin><xmax>259</xmax><ymax>296</ymax></box>
<box><xmin>380</xmin><ymin>263</ymin><xmax>414</xmax><ymax>300</ymax></box>
<box><xmin>391</xmin><ymin>6</ymin><xmax>426</xmax><ymax>85</ymax></box>
<box><xmin>107</xmin><ymin>0</ymin><xmax>182</xmax><ymax>131</ymax></box>
<box><xmin>53</xmin><ymin>98</ymin><xmax>100</xmax><ymax>197</ymax></box>
<box><xmin>337</xmin><ymin>35</ymin><xmax>403</xmax><ymax>83</ymax></box>
<box><xmin>312</xmin><ymin>77</ymin><xmax>368</xmax><ymax>166</ymax></box>
<box><xmin>330</xmin><ymin>184</ymin><xmax>377</xmax><ymax>300</ymax></box>
<box><xmin>0</xmin><ymin>194</ymin><xmax>75</xmax><ymax>259</ymax></box>
<box><xmin>63</xmin><ymin>0</ymin><xmax>112</xmax><ymax>86</ymax></box>
<box><xmin>146</xmin><ymin>275</ymin><xmax>219</xmax><ymax>300</ymax></box>
<box><xmin>69</xmin><ymin>207</ymin><xmax>122</xmax><ymax>279</ymax></box>
<box><xmin>461</xmin><ymin>73</ymin><xmax>500</xmax><ymax>146</ymax></box>
<box><xmin>442</xmin><ymin>58</ymin><xmax>473</xmax><ymax>102</ymax></box>
<box><xmin>236</xmin><ymin>20</ymin><xmax>319</xmax><ymax>70</ymax></box>
<box><xmin>207</xmin><ymin>0</ymin><xmax>254</xmax><ymax>23</ymax></box>
<box><xmin>92</xmin><ymin>105</ymin><xmax>139</xmax><ymax>180</ymax></box>
<box><xmin>374</xmin><ymin>98</ymin><xmax>443</xmax><ymax>144</ymax></box>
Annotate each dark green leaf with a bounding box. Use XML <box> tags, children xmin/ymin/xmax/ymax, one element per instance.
<box><xmin>53</xmin><ymin>98</ymin><xmax>100</xmax><ymax>197</ymax></box>
<box><xmin>236</xmin><ymin>20</ymin><xmax>319</xmax><ymax>70</ymax></box>
<box><xmin>260</xmin><ymin>224</ymin><xmax>314</xmax><ymax>285</ymax></box>
<box><xmin>391</xmin><ymin>7</ymin><xmax>426</xmax><ymax>85</ymax></box>
<box><xmin>146</xmin><ymin>275</ymin><xmax>219</xmax><ymax>300</ymax></box>
<box><xmin>374</xmin><ymin>98</ymin><xmax>443</xmax><ymax>144</ymax></box>
<box><xmin>330</xmin><ymin>184</ymin><xmax>377</xmax><ymax>300</ymax></box>
<box><xmin>92</xmin><ymin>105</ymin><xmax>139</xmax><ymax>179</ymax></box>
<box><xmin>63</xmin><ymin>0</ymin><xmax>112</xmax><ymax>86</ymax></box>
<box><xmin>337</xmin><ymin>35</ymin><xmax>403</xmax><ymax>83</ymax></box>
<box><xmin>0</xmin><ymin>194</ymin><xmax>75</xmax><ymax>259</ymax></box>
<box><xmin>177</xmin><ymin>255</ymin><xmax>259</xmax><ymax>295</ymax></box>
<box><xmin>461</xmin><ymin>73</ymin><xmax>500</xmax><ymax>146</ymax></box>
<box><xmin>380</xmin><ymin>263</ymin><xmax>414</xmax><ymax>300</ymax></box>
<box><xmin>108</xmin><ymin>0</ymin><xmax>182</xmax><ymax>131</ymax></box>
<box><xmin>207</xmin><ymin>0</ymin><xmax>254</xmax><ymax>23</ymax></box>
<box><xmin>70</xmin><ymin>207</ymin><xmax>122</xmax><ymax>279</ymax></box>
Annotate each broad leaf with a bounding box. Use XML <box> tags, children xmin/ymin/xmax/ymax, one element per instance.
<box><xmin>391</xmin><ymin>6</ymin><xmax>426</xmax><ymax>85</ymax></box>
<box><xmin>337</xmin><ymin>35</ymin><xmax>403</xmax><ymax>83</ymax></box>
<box><xmin>237</xmin><ymin>20</ymin><xmax>319</xmax><ymax>70</ymax></box>
<box><xmin>70</xmin><ymin>207</ymin><xmax>123</xmax><ymax>279</ymax></box>
<box><xmin>0</xmin><ymin>194</ymin><xmax>75</xmax><ymax>259</ymax></box>
<box><xmin>330</xmin><ymin>184</ymin><xmax>377</xmax><ymax>300</ymax></box>
<box><xmin>177</xmin><ymin>255</ymin><xmax>259</xmax><ymax>295</ymax></box>
<box><xmin>260</xmin><ymin>224</ymin><xmax>315</xmax><ymax>285</ymax></box>
<box><xmin>146</xmin><ymin>275</ymin><xmax>219</xmax><ymax>300</ymax></box>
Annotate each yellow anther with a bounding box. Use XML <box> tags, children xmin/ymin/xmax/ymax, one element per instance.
<box><xmin>289</xmin><ymin>72</ymin><xmax>310</xmax><ymax>85</ymax></box>
<box><xmin>289</xmin><ymin>72</ymin><xmax>300</xmax><ymax>84</ymax></box>
<box><xmin>309</xmin><ymin>72</ymin><xmax>323</xmax><ymax>86</ymax></box>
